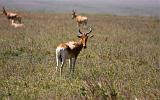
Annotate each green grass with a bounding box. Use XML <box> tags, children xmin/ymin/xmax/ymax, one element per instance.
<box><xmin>0</xmin><ymin>12</ymin><xmax>160</xmax><ymax>100</ymax></box>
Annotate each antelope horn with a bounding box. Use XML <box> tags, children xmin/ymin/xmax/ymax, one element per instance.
<box><xmin>86</xmin><ymin>27</ymin><xmax>92</xmax><ymax>34</ymax></box>
<box><xmin>72</xmin><ymin>10</ymin><xmax>75</xmax><ymax>13</ymax></box>
<box><xmin>3</xmin><ymin>6</ymin><xmax>5</xmax><ymax>9</ymax></box>
<box><xmin>78</xmin><ymin>28</ymin><xmax>83</xmax><ymax>34</ymax></box>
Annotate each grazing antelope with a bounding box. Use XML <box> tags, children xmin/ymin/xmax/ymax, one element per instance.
<box><xmin>11</xmin><ymin>20</ymin><xmax>24</xmax><ymax>28</ymax></box>
<box><xmin>72</xmin><ymin>10</ymin><xmax>88</xmax><ymax>27</ymax></box>
<box><xmin>2</xmin><ymin>7</ymin><xmax>22</xmax><ymax>23</ymax></box>
<box><xmin>56</xmin><ymin>28</ymin><xmax>94</xmax><ymax>77</ymax></box>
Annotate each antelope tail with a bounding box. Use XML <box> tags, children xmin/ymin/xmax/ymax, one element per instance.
<box><xmin>56</xmin><ymin>48</ymin><xmax>62</xmax><ymax>67</ymax></box>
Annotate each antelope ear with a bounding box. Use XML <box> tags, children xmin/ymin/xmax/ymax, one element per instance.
<box><xmin>89</xmin><ymin>35</ymin><xmax>94</xmax><ymax>38</ymax></box>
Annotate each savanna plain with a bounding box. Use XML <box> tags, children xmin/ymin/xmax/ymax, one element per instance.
<box><xmin>0</xmin><ymin>11</ymin><xmax>160</xmax><ymax>100</ymax></box>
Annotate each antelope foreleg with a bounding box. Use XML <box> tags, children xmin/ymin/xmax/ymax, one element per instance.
<box><xmin>72</xmin><ymin>57</ymin><xmax>77</xmax><ymax>74</ymax></box>
<box><xmin>69</xmin><ymin>58</ymin><xmax>72</xmax><ymax>73</ymax></box>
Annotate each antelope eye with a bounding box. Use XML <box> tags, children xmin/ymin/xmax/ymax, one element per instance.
<box><xmin>77</xmin><ymin>35</ymin><xmax>82</xmax><ymax>38</ymax></box>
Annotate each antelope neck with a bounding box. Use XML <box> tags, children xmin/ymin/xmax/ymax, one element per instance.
<box><xmin>73</xmin><ymin>14</ymin><xmax>77</xmax><ymax>18</ymax></box>
<box><xmin>77</xmin><ymin>38</ymin><xmax>84</xmax><ymax>48</ymax></box>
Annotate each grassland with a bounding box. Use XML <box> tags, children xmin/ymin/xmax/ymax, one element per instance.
<box><xmin>0</xmin><ymin>12</ymin><xmax>160</xmax><ymax>100</ymax></box>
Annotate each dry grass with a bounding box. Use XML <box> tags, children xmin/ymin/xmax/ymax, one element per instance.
<box><xmin>0</xmin><ymin>12</ymin><xmax>160</xmax><ymax>100</ymax></box>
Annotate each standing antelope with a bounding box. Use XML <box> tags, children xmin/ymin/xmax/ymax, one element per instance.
<box><xmin>2</xmin><ymin>7</ymin><xmax>22</xmax><ymax>23</ymax></box>
<box><xmin>72</xmin><ymin>10</ymin><xmax>88</xmax><ymax>27</ymax></box>
<box><xmin>56</xmin><ymin>28</ymin><xmax>94</xmax><ymax>77</ymax></box>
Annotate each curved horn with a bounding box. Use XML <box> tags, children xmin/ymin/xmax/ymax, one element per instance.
<box><xmin>72</xmin><ymin>9</ymin><xmax>75</xmax><ymax>13</ymax></box>
<box><xmin>78</xmin><ymin>28</ymin><xmax>83</xmax><ymax>34</ymax></box>
<box><xmin>86</xmin><ymin>27</ymin><xmax>92</xmax><ymax>34</ymax></box>
<box><xmin>2</xmin><ymin>6</ymin><xmax>5</xmax><ymax>10</ymax></box>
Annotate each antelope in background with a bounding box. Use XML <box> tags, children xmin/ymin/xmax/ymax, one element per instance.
<box><xmin>11</xmin><ymin>20</ymin><xmax>24</xmax><ymax>28</ymax></box>
<box><xmin>72</xmin><ymin>10</ymin><xmax>88</xmax><ymax>27</ymax></box>
<box><xmin>1</xmin><ymin>6</ymin><xmax>22</xmax><ymax>23</ymax></box>
<box><xmin>56</xmin><ymin>28</ymin><xmax>94</xmax><ymax>77</ymax></box>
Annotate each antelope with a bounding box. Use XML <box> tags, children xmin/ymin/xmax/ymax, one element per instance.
<box><xmin>56</xmin><ymin>28</ymin><xmax>94</xmax><ymax>77</ymax></box>
<box><xmin>11</xmin><ymin>20</ymin><xmax>24</xmax><ymax>28</ymax></box>
<box><xmin>72</xmin><ymin>10</ymin><xmax>88</xmax><ymax>27</ymax></box>
<box><xmin>2</xmin><ymin>7</ymin><xmax>22</xmax><ymax>23</ymax></box>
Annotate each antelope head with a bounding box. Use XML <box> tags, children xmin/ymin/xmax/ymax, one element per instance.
<box><xmin>1</xmin><ymin>6</ymin><xmax>6</xmax><ymax>15</ymax></box>
<box><xmin>77</xmin><ymin>27</ymin><xmax>94</xmax><ymax>49</ymax></box>
<box><xmin>72</xmin><ymin>10</ymin><xmax>77</xmax><ymax>19</ymax></box>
